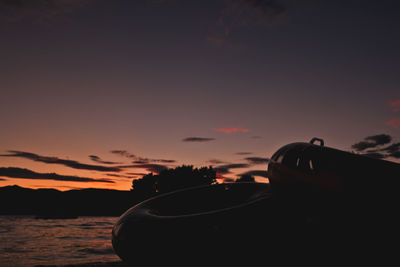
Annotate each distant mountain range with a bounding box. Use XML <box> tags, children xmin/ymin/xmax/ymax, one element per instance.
<box><xmin>0</xmin><ymin>185</ymin><xmax>140</xmax><ymax>218</ymax></box>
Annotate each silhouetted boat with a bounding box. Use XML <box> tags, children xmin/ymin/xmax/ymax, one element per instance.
<box><xmin>267</xmin><ymin>137</ymin><xmax>400</xmax><ymax>199</ymax></box>
<box><xmin>112</xmin><ymin>182</ymin><xmax>273</xmax><ymax>263</ymax></box>
<box><xmin>112</xmin><ymin>138</ymin><xmax>400</xmax><ymax>263</ymax></box>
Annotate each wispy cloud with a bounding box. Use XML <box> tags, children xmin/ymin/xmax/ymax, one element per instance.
<box><xmin>182</xmin><ymin>137</ymin><xmax>216</xmax><ymax>142</ymax></box>
<box><xmin>118</xmin><ymin>163</ymin><xmax>169</xmax><ymax>174</ymax></box>
<box><xmin>1</xmin><ymin>151</ymin><xmax>121</xmax><ymax>172</ymax></box>
<box><xmin>106</xmin><ymin>173</ymin><xmax>136</xmax><ymax>179</ymax></box>
<box><xmin>235</xmin><ymin>152</ymin><xmax>253</xmax><ymax>155</ymax></box>
<box><xmin>148</xmin><ymin>159</ymin><xmax>176</xmax><ymax>163</ymax></box>
<box><xmin>389</xmin><ymin>99</ymin><xmax>400</xmax><ymax>112</ymax></box>
<box><xmin>385</xmin><ymin>99</ymin><xmax>400</xmax><ymax>128</ymax></box>
<box><xmin>379</xmin><ymin>142</ymin><xmax>400</xmax><ymax>154</ymax></box>
<box><xmin>110</xmin><ymin>150</ymin><xmax>136</xmax><ymax>159</ymax></box>
<box><xmin>351</xmin><ymin>134</ymin><xmax>400</xmax><ymax>159</ymax></box>
<box><xmin>351</xmin><ymin>134</ymin><xmax>392</xmax><ymax>151</ymax></box>
<box><xmin>245</xmin><ymin>157</ymin><xmax>269</xmax><ymax>164</ymax></box>
<box><xmin>216</xmin><ymin>127</ymin><xmax>249</xmax><ymax>134</ymax></box>
<box><xmin>89</xmin><ymin>155</ymin><xmax>121</xmax><ymax>165</ymax></box>
<box><xmin>110</xmin><ymin>150</ymin><xmax>176</xmax><ymax>164</ymax></box>
<box><xmin>112</xmin><ymin>149</ymin><xmax>175</xmax><ymax>173</ymax></box>
<box><xmin>0</xmin><ymin>167</ymin><xmax>113</xmax><ymax>183</ymax></box>
<box><xmin>126</xmin><ymin>172</ymin><xmax>147</xmax><ymax>176</ymax></box>
<box><xmin>214</xmin><ymin>163</ymin><xmax>250</xmax><ymax>175</ymax></box>
<box><xmin>206</xmin><ymin>159</ymin><xmax>226</xmax><ymax>164</ymax></box>
<box><xmin>140</xmin><ymin>163</ymin><xmax>169</xmax><ymax>173</ymax></box>
<box><xmin>386</xmin><ymin>118</ymin><xmax>400</xmax><ymax>128</ymax></box>
<box><xmin>376</xmin><ymin>142</ymin><xmax>400</xmax><ymax>159</ymax></box>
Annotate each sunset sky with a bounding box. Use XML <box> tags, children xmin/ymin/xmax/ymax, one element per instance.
<box><xmin>1</xmin><ymin>0</ymin><xmax>400</xmax><ymax>191</ymax></box>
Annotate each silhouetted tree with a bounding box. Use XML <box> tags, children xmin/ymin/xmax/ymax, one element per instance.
<box><xmin>131</xmin><ymin>173</ymin><xmax>157</xmax><ymax>200</ymax></box>
<box><xmin>131</xmin><ymin>165</ymin><xmax>216</xmax><ymax>200</ymax></box>
<box><xmin>236</xmin><ymin>174</ymin><xmax>255</xmax><ymax>183</ymax></box>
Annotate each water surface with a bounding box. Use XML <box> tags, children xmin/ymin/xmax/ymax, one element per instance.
<box><xmin>0</xmin><ymin>216</ymin><xmax>120</xmax><ymax>266</ymax></box>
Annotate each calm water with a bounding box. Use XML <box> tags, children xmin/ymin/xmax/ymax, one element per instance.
<box><xmin>0</xmin><ymin>216</ymin><xmax>120</xmax><ymax>266</ymax></box>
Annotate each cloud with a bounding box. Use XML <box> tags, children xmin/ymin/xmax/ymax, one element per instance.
<box><xmin>110</xmin><ymin>150</ymin><xmax>136</xmax><ymax>159</ymax></box>
<box><xmin>140</xmin><ymin>163</ymin><xmax>169</xmax><ymax>173</ymax></box>
<box><xmin>182</xmin><ymin>137</ymin><xmax>216</xmax><ymax>142</ymax></box>
<box><xmin>0</xmin><ymin>0</ymin><xmax>92</xmax><ymax>22</ymax></box>
<box><xmin>0</xmin><ymin>167</ymin><xmax>113</xmax><ymax>183</ymax></box>
<box><xmin>386</xmin><ymin>99</ymin><xmax>400</xmax><ymax>127</ymax></box>
<box><xmin>245</xmin><ymin>157</ymin><xmax>269</xmax><ymax>164</ymax></box>
<box><xmin>151</xmin><ymin>159</ymin><xmax>177</xmax><ymax>163</ymax></box>
<box><xmin>126</xmin><ymin>172</ymin><xmax>147</xmax><ymax>176</ymax></box>
<box><xmin>106</xmin><ymin>173</ymin><xmax>136</xmax><ymax>179</ymax></box>
<box><xmin>377</xmin><ymin>142</ymin><xmax>400</xmax><ymax>159</ymax></box>
<box><xmin>0</xmin><ymin>178</ymin><xmax>6</xmax><ymax>181</ymax></box>
<box><xmin>351</xmin><ymin>135</ymin><xmax>400</xmax><ymax>160</ymax></box>
<box><xmin>365</xmin><ymin>134</ymin><xmax>392</xmax><ymax>145</ymax></box>
<box><xmin>240</xmin><ymin>170</ymin><xmax>268</xmax><ymax>178</ymax></box>
<box><xmin>386</xmin><ymin>118</ymin><xmax>400</xmax><ymax>128</ymax></box>
<box><xmin>216</xmin><ymin>127</ymin><xmax>249</xmax><ymax>134</ymax></box>
<box><xmin>351</xmin><ymin>141</ymin><xmax>379</xmax><ymax>152</ymax></box>
<box><xmin>235</xmin><ymin>152</ymin><xmax>253</xmax><ymax>155</ymax></box>
<box><xmin>130</xmin><ymin>157</ymin><xmax>175</xmax><ymax>164</ymax></box>
<box><xmin>379</xmin><ymin>143</ymin><xmax>400</xmax><ymax>154</ymax></box>
<box><xmin>351</xmin><ymin>134</ymin><xmax>392</xmax><ymax>152</ymax></box>
<box><xmin>389</xmin><ymin>99</ymin><xmax>400</xmax><ymax>112</ymax></box>
<box><xmin>206</xmin><ymin>159</ymin><xmax>226</xmax><ymax>164</ymax></box>
<box><xmin>118</xmin><ymin>163</ymin><xmax>169</xmax><ymax>174</ymax></box>
<box><xmin>1</xmin><ymin>151</ymin><xmax>121</xmax><ymax>172</ymax></box>
<box><xmin>89</xmin><ymin>155</ymin><xmax>121</xmax><ymax>165</ymax></box>
<box><xmin>214</xmin><ymin>163</ymin><xmax>250</xmax><ymax>175</ymax></box>
<box><xmin>132</xmin><ymin>158</ymin><xmax>176</xmax><ymax>164</ymax></box>
<box><xmin>110</xmin><ymin>150</ymin><xmax>176</xmax><ymax>164</ymax></box>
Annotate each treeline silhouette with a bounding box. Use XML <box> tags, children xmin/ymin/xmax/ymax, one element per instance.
<box><xmin>0</xmin><ymin>165</ymin><xmax>255</xmax><ymax>218</ymax></box>
<box><xmin>131</xmin><ymin>165</ymin><xmax>217</xmax><ymax>200</ymax></box>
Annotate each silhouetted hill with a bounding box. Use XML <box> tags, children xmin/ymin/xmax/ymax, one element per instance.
<box><xmin>0</xmin><ymin>166</ymin><xmax>220</xmax><ymax>218</ymax></box>
<box><xmin>0</xmin><ymin>185</ymin><xmax>138</xmax><ymax>217</ymax></box>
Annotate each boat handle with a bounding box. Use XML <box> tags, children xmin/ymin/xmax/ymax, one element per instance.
<box><xmin>310</xmin><ymin>137</ymin><xmax>324</xmax><ymax>146</ymax></box>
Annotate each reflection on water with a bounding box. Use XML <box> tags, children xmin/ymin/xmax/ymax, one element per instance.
<box><xmin>0</xmin><ymin>216</ymin><xmax>119</xmax><ymax>266</ymax></box>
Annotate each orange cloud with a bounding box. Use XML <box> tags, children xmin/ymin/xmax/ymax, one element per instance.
<box><xmin>386</xmin><ymin>118</ymin><xmax>400</xmax><ymax>128</ymax></box>
<box><xmin>216</xmin><ymin>127</ymin><xmax>249</xmax><ymax>134</ymax></box>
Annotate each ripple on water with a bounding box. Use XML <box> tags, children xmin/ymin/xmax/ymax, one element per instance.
<box><xmin>0</xmin><ymin>216</ymin><xmax>120</xmax><ymax>266</ymax></box>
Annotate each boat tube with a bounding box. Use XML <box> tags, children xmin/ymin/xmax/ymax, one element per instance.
<box><xmin>111</xmin><ymin>182</ymin><xmax>274</xmax><ymax>263</ymax></box>
<box><xmin>112</xmin><ymin>138</ymin><xmax>400</xmax><ymax>263</ymax></box>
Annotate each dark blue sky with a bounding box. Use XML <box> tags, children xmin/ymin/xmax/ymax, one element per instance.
<box><xmin>1</xmin><ymin>0</ymin><xmax>400</xmax><ymax>190</ymax></box>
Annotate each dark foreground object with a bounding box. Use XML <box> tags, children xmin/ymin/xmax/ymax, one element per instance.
<box><xmin>112</xmin><ymin>139</ymin><xmax>400</xmax><ymax>264</ymax></box>
<box><xmin>112</xmin><ymin>183</ymin><xmax>278</xmax><ymax>263</ymax></box>
<box><xmin>111</xmin><ymin>182</ymin><xmax>373</xmax><ymax>264</ymax></box>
